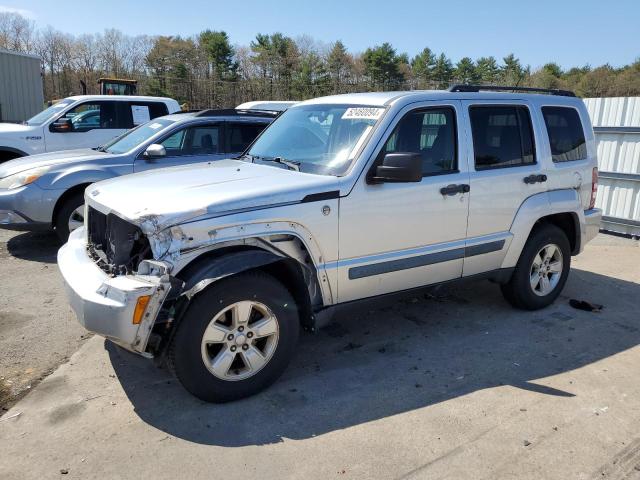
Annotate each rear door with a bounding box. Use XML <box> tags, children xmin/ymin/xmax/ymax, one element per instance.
<box><xmin>134</xmin><ymin>121</ymin><xmax>225</xmax><ymax>172</ymax></box>
<box><xmin>461</xmin><ymin>100</ymin><xmax>548</xmax><ymax>276</ymax></box>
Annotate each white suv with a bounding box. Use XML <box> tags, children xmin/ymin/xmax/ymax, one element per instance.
<box><xmin>0</xmin><ymin>95</ymin><xmax>180</xmax><ymax>162</ymax></box>
<box><xmin>58</xmin><ymin>85</ymin><xmax>602</xmax><ymax>402</ymax></box>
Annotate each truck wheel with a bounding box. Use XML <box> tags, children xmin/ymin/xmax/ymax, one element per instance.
<box><xmin>501</xmin><ymin>223</ymin><xmax>571</xmax><ymax>310</ymax></box>
<box><xmin>169</xmin><ymin>271</ymin><xmax>299</xmax><ymax>402</ymax></box>
<box><xmin>54</xmin><ymin>193</ymin><xmax>85</xmax><ymax>243</ymax></box>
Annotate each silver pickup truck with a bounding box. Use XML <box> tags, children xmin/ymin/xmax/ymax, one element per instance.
<box><xmin>58</xmin><ymin>86</ymin><xmax>602</xmax><ymax>402</ymax></box>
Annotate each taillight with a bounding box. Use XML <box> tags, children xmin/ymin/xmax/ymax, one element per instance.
<box><xmin>589</xmin><ymin>167</ymin><xmax>598</xmax><ymax>210</ymax></box>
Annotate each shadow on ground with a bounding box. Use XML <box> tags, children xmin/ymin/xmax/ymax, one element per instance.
<box><xmin>107</xmin><ymin>268</ymin><xmax>640</xmax><ymax>447</ymax></box>
<box><xmin>6</xmin><ymin>231</ymin><xmax>59</xmax><ymax>263</ymax></box>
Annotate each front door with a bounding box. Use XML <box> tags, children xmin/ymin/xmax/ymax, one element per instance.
<box><xmin>134</xmin><ymin>122</ymin><xmax>226</xmax><ymax>172</ymax></box>
<box><xmin>337</xmin><ymin>101</ymin><xmax>471</xmax><ymax>303</ymax></box>
<box><xmin>44</xmin><ymin>101</ymin><xmax>125</xmax><ymax>152</ymax></box>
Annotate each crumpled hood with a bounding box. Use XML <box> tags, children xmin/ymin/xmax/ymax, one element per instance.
<box><xmin>88</xmin><ymin>159</ymin><xmax>340</xmax><ymax>232</ymax></box>
<box><xmin>0</xmin><ymin>149</ymin><xmax>110</xmax><ymax>178</ymax></box>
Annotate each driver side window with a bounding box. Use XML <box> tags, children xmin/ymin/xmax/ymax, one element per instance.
<box><xmin>382</xmin><ymin>107</ymin><xmax>458</xmax><ymax>176</ymax></box>
<box><xmin>61</xmin><ymin>102</ymin><xmax>118</xmax><ymax>132</ymax></box>
<box><xmin>161</xmin><ymin>129</ymin><xmax>187</xmax><ymax>155</ymax></box>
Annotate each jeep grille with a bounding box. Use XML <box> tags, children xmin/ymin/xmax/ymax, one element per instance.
<box><xmin>86</xmin><ymin>206</ymin><xmax>152</xmax><ymax>275</ymax></box>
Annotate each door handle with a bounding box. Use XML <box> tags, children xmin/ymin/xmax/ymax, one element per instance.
<box><xmin>523</xmin><ymin>174</ymin><xmax>547</xmax><ymax>184</ymax></box>
<box><xmin>440</xmin><ymin>184</ymin><xmax>470</xmax><ymax>196</ymax></box>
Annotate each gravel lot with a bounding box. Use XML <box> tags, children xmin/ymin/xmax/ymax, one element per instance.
<box><xmin>0</xmin><ymin>230</ymin><xmax>88</xmax><ymax>411</ymax></box>
<box><xmin>1</xmin><ymin>230</ymin><xmax>639</xmax><ymax>479</ymax></box>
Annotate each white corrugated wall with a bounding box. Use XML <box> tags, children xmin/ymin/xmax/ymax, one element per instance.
<box><xmin>584</xmin><ymin>97</ymin><xmax>640</xmax><ymax>237</ymax></box>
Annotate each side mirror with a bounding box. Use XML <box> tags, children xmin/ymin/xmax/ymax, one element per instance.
<box><xmin>143</xmin><ymin>144</ymin><xmax>166</xmax><ymax>159</ymax></box>
<box><xmin>370</xmin><ymin>153</ymin><xmax>422</xmax><ymax>183</ymax></box>
<box><xmin>49</xmin><ymin>118</ymin><xmax>72</xmax><ymax>133</ymax></box>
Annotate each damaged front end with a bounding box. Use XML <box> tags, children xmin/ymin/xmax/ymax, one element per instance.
<box><xmin>58</xmin><ymin>224</ymin><xmax>176</xmax><ymax>357</ymax></box>
<box><xmin>86</xmin><ymin>206</ymin><xmax>154</xmax><ymax>276</ymax></box>
<box><xmin>60</xmin><ymin>199</ymin><xmax>331</xmax><ymax>359</ymax></box>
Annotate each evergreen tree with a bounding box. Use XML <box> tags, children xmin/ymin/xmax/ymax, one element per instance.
<box><xmin>362</xmin><ymin>42</ymin><xmax>405</xmax><ymax>89</ymax></box>
<box><xmin>411</xmin><ymin>47</ymin><xmax>436</xmax><ymax>86</ymax></box>
<box><xmin>432</xmin><ymin>53</ymin><xmax>453</xmax><ymax>88</ymax></box>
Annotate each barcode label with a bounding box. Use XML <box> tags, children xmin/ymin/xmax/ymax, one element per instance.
<box><xmin>342</xmin><ymin>107</ymin><xmax>385</xmax><ymax>120</ymax></box>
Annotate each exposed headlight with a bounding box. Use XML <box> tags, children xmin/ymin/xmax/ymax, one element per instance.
<box><xmin>0</xmin><ymin>166</ymin><xmax>51</xmax><ymax>190</ymax></box>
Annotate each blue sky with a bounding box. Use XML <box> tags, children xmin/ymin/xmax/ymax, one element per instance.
<box><xmin>2</xmin><ymin>0</ymin><xmax>637</xmax><ymax>68</ymax></box>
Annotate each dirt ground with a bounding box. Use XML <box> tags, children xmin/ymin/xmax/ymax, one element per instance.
<box><xmin>0</xmin><ymin>230</ymin><xmax>88</xmax><ymax>411</ymax></box>
<box><xmin>0</xmin><ymin>230</ymin><xmax>639</xmax><ymax>479</ymax></box>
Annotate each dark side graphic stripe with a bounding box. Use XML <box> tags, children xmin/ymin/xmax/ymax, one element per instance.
<box><xmin>348</xmin><ymin>240</ymin><xmax>505</xmax><ymax>280</ymax></box>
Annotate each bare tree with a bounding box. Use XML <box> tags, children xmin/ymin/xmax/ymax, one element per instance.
<box><xmin>1</xmin><ymin>10</ymin><xmax>638</xmax><ymax>105</ymax></box>
<box><xmin>0</xmin><ymin>12</ymin><xmax>36</xmax><ymax>53</ymax></box>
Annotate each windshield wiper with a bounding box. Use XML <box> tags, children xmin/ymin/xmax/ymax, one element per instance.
<box><xmin>259</xmin><ymin>156</ymin><xmax>301</xmax><ymax>172</ymax></box>
<box><xmin>235</xmin><ymin>153</ymin><xmax>255</xmax><ymax>161</ymax></box>
<box><xmin>92</xmin><ymin>145</ymin><xmax>106</xmax><ymax>152</ymax></box>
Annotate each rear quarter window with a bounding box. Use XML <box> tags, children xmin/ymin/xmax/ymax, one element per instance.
<box><xmin>541</xmin><ymin>106</ymin><xmax>587</xmax><ymax>162</ymax></box>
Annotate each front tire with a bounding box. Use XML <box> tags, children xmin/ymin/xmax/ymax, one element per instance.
<box><xmin>169</xmin><ymin>271</ymin><xmax>300</xmax><ymax>402</ymax></box>
<box><xmin>54</xmin><ymin>193</ymin><xmax>85</xmax><ymax>243</ymax></box>
<box><xmin>501</xmin><ymin>223</ymin><xmax>571</xmax><ymax>310</ymax></box>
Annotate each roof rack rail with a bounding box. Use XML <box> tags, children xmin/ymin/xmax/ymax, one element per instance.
<box><xmin>448</xmin><ymin>84</ymin><xmax>576</xmax><ymax>97</ymax></box>
<box><xmin>192</xmin><ymin>108</ymin><xmax>281</xmax><ymax>117</ymax></box>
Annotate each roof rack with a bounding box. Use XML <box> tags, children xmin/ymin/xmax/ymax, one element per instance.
<box><xmin>448</xmin><ymin>84</ymin><xmax>576</xmax><ymax>97</ymax></box>
<box><xmin>192</xmin><ymin>108</ymin><xmax>281</xmax><ymax>118</ymax></box>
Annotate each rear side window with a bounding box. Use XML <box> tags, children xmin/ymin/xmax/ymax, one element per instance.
<box><xmin>382</xmin><ymin>107</ymin><xmax>457</xmax><ymax>176</ymax></box>
<box><xmin>541</xmin><ymin>107</ymin><xmax>587</xmax><ymax>162</ymax></box>
<box><xmin>190</xmin><ymin>125</ymin><xmax>220</xmax><ymax>154</ymax></box>
<box><xmin>122</xmin><ymin>102</ymin><xmax>170</xmax><ymax>128</ymax></box>
<box><xmin>470</xmin><ymin>106</ymin><xmax>535</xmax><ymax>170</ymax></box>
<box><xmin>160</xmin><ymin>123</ymin><xmax>221</xmax><ymax>157</ymax></box>
<box><xmin>225</xmin><ymin>122</ymin><xmax>268</xmax><ymax>153</ymax></box>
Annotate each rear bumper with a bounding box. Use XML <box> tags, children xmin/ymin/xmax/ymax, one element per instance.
<box><xmin>582</xmin><ymin>208</ymin><xmax>602</xmax><ymax>247</ymax></box>
<box><xmin>57</xmin><ymin>227</ymin><xmax>171</xmax><ymax>355</ymax></box>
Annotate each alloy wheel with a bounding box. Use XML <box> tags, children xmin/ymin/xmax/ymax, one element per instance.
<box><xmin>529</xmin><ymin>243</ymin><xmax>563</xmax><ymax>296</ymax></box>
<box><xmin>200</xmin><ymin>300</ymin><xmax>279</xmax><ymax>381</ymax></box>
<box><xmin>67</xmin><ymin>205</ymin><xmax>85</xmax><ymax>233</ymax></box>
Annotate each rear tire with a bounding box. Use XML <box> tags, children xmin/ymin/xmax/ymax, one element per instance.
<box><xmin>54</xmin><ymin>193</ymin><xmax>85</xmax><ymax>243</ymax></box>
<box><xmin>169</xmin><ymin>271</ymin><xmax>299</xmax><ymax>402</ymax></box>
<box><xmin>501</xmin><ymin>223</ymin><xmax>571</xmax><ymax>310</ymax></box>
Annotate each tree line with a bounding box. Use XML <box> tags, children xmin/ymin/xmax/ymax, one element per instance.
<box><xmin>1</xmin><ymin>11</ymin><xmax>639</xmax><ymax>108</ymax></box>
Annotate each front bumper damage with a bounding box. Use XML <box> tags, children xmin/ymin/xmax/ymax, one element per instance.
<box><xmin>58</xmin><ymin>227</ymin><xmax>173</xmax><ymax>356</ymax></box>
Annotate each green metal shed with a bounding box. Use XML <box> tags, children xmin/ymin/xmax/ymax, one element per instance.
<box><xmin>0</xmin><ymin>48</ymin><xmax>44</xmax><ymax>123</ymax></box>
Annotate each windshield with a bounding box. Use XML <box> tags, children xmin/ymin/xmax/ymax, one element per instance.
<box><xmin>247</xmin><ymin>104</ymin><xmax>385</xmax><ymax>175</ymax></box>
<box><xmin>102</xmin><ymin>119</ymin><xmax>175</xmax><ymax>154</ymax></box>
<box><xmin>25</xmin><ymin>101</ymin><xmax>73</xmax><ymax>126</ymax></box>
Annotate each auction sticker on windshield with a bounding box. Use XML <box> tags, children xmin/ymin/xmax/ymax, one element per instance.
<box><xmin>342</xmin><ymin>107</ymin><xmax>385</xmax><ymax>120</ymax></box>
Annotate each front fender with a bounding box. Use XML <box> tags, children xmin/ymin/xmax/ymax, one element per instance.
<box><xmin>180</xmin><ymin>249</ymin><xmax>285</xmax><ymax>299</ymax></box>
<box><xmin>45</xmin><ymin>165</ymin><xmax>130</xmax><ymax>191</ymax></box>
<box><xmin>150</xmin><ymin>218</ymin><xmax>337</xmax><ymax>310</ymax></box>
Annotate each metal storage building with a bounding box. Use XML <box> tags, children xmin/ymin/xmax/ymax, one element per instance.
<box><xmin>584</xmin><ymin>97</ymin><xmax>640</xmax><ymax>237</ymax></box>
<box><xmin>0</xmin><ymin>49</ymin><xmax>44</xmax><ymax>123</ymax></box>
